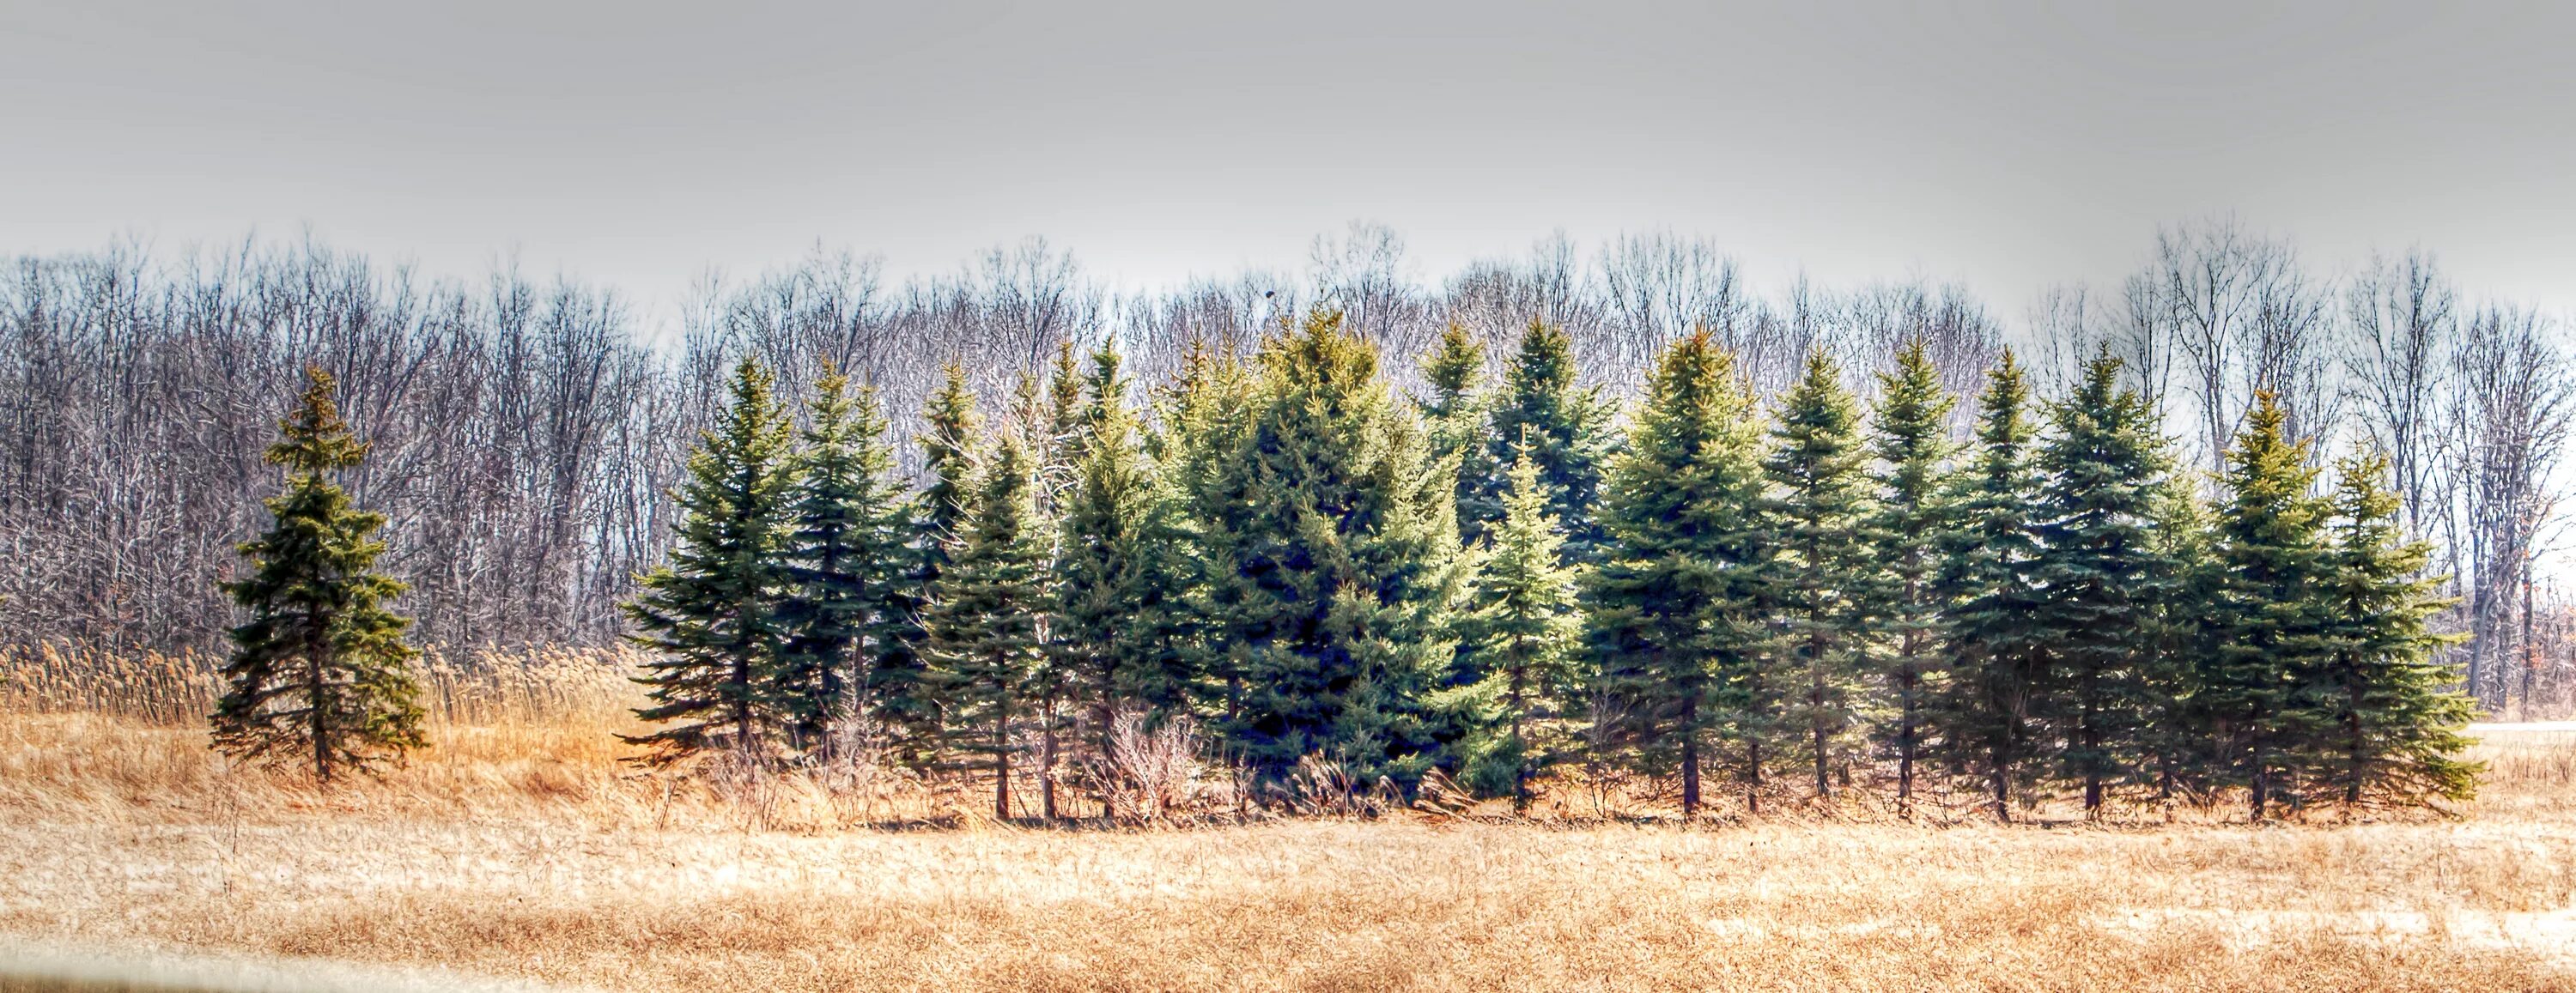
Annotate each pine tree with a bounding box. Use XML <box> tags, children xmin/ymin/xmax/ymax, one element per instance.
<box><xmin>1586</xmin><ymin>331</ymin><xmax>1772</xmax><ymax>816</ymax></box>
<box><xmin>1054</xmin><ymin>347</ymin><xmax>1199</xmax><ymax>811</ymax></box>
<box><xmin>212</xmin><ymin>367</ymin><xmax>426</xmax><ymax>783</ymax></box>
<box><xmin>2204</xmin><ymin>391</ymin><xmax>2336</xmax><ymax>821</ymax></box>
<box><xmin>1454</xmin><ymin>441</ymin><xmax>1586</xmax><ymax>810</ymax></box>
<box><xmin>623</xmin><ymin>359</ymin><xmax>798</xmax><ymax>765</ymax></box>
<box><xmin>2138</xmin><ymin>475</ymin><xmax>2222</xmax><ymax>808</ymax></box>
<box><xmin>2032</xmin><ymin>353</ymin><xmax>2177</xmax><ymax>816</ymax></box>
<box><xmin>1481</xmin><ymin>320</ymin><xmax>1613</xmax><ymax>564</ymax></box>
<box><xmin>878</xmin><ymin>362</ymin><xmax>983</xmax><ymax>763</ymax></box>
<box><xmin>1200</xmin><ymin>311</ymin><xmax>1470</xmax><ymax>786</ymax></box>
<box><xmin>1865</xmin><ymin>340</ymin><xmax>1957</xmax><ymax>815</ymax></box>
<box><xmin>2314</xmin><ymin>451</ymin><xmax>2479</xmax><ymax>808</ymax></box>
<box><xmin>1162</xmin><ymin>339</ymin><xmax>1261</xmax><ymax>736</ymax></box>
<box><xmin>1935</xmin><ymin>351</ymin><xmax>2049</xmax><ymax>821</ymax></box>
<box><xmin>1764</xmin><ymin>349</ymin><xmax>1878</xmax><ymax>802</ymax></box>
<box><xmin>1421</xmin><ymin>323</ymin><xmax>1498</xmax><ymax>544</ymax></box>
<box><xmin>922</xmin><ymin>433</ymin><xmax>1053</xmax><ymax>820</ymax></box>
<box><xmin>775</xmin><ymin>366</ymin><xmax>908</xmax><ymax>757</ymax></box>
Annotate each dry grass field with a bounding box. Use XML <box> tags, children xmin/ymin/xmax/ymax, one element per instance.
<box><xmin>3</xmin><ymin>647</ymin><xmax>2575</xmax><ymax>991</ymax></box>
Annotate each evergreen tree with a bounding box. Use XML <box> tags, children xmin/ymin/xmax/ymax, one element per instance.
<box><xmin>212</xmin><ymin>367</ymin><xmax>426</xmax><ymax>783</ymax></box>
<box><xmin>2032</xmin><ymin>353</ymin><xmax>2177</xmax><ymax>815</ymax></box>
<box><xmin>1935</xmin><ymin>352</ymin><xmax>2050</xmax><ymax>821</ymax></box>
<box><xmin>775</xmin><ymin>367</ymin><xmax>908</xmax><ymax>756</ymax></box>
<box><xmin>1865</xmin><ymin>340</ymin><xmax>1957</xmax><ymax>815</ymax></box>
<box><xmin>1200</xmin><ymin>311</ymin><xmax>1471</xmax><ymax>786</ymax></box>
<box><xmin>1454</xmin><ymin>441</ymin><xmax>1586</xmax><ymax>810</ymax></box>
<box><xmin>1764</xmin><ymin>350</ymin><xmax>1878</xmax><ymax>801</ymax></box>
<box><xmin>2314</xmin><ymin>451</ymin><xmax>2479</xmax><ymax>807</ymax></box>
<box><xmin>2139</xmin><ymin>474</ymin><xmax>2223</xmax><ymax>808</ymax></box>
<box><xmin>1481</xmin><ymin>320</ymin><xmax>1613</xmax><ymax>564</ymax></box>
<box><xmin>2203</xmin><ymin>392</ymin><xmax>2336</xmax><ymax>821</ymax></box>
<box><xmin>1162</xmin><ymin>339</ymin><xmax>1261</xmax><ymax>731</ymax></box>
<box><xmin>876</xmin><ymin>361</ymin><xmax>983</xmax><ymax>763</ymax></box>
<box><xmin>1586</xmin><ymin>331</ymin><xmax>1772</xmax><ymax>816</ymax></box>
<box><xmin>922</xmin><ymin>433</ymin><xmax>1053</xmax><ymax>820</ymax></box>
<box><xmin>623</xmin><ymin>359</ymin><xmax>797</xmax><ymax>765</ymax></box>
<box><xmin>1054</xmin><ymin>347</ymin><xmax>1200</xmax><ymax>809</ymax></box>
<box><xmin>1421</xmin><ymin>323</ymin><xmax>1498</xmax><ymax>544</ymax></box>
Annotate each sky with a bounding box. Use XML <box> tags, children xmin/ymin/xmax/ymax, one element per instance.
<box><xmin>3</xmin><ymin>1</ymin><xmax>2573</xmax><ymax>331</ymax></box>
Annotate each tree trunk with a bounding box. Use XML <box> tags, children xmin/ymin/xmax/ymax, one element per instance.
<box><xmin>993</xmin><ymin>709</ymin><xmax>1012</xmax><ymax>821</ymax></box>
<box><xmin>1810</xmin><ymin>628</ymin><xmax>1831</xmax><ymax>801</ymax></box>
<box><xmin>1680</xmin><ymin>695</ymin><xmax>1701</xmax><ymax>819</ymax></box>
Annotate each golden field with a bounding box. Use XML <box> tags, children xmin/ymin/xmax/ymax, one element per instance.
<box><xmin>3</xmin><ymin>646</ymin><xmax>2575</xmax><ymax>991</ymax></box>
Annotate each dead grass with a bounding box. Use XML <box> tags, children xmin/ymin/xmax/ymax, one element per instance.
<box><xmin>3</xmin><ymin>651</ymin><xmax>2574</xmax><ymax>990</ymax></box>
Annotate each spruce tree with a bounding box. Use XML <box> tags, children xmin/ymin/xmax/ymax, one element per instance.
<box><xmin>624</xmin><ymin>359</ymin><xmax>798</xmax><ymax>765</ymax></box>
<box><xmin>2315</xmin><ymin>451</ymin><xmax>2479</xmax><ymax>807</ymax></box>
<box><xmin>1054</xmin><ymin>347</ymin><xmax>1199</xmax><ymax>808</ymax></box>
<box><xmin>1764</xmin><ymin>350</ymin><xmax>1878</xmax><ymax>802</ymax></box>
<box><xmin>775</xmin><ymin>367</ymin><xmax>908</xmax><ymax>757</ymax></box>
<box><xmin>2032</xmin><ymin>353</ymin><xmax>2177</xmax><ymax>815</ymax></box>
<box><xmin>213</xmin><ymin>367</ymin><xmax>426</xmax><ymax>783</ymax></box>
<box><xmin>1455</xmin><ymin>441</ymin><xmax>1586</xmax><ymax>810</ymax></box>
<box><xmin>878</xmin><ymin>362</ymin><xmax>983</xmax><ymax>762</ymax></box>
<box><xmin>1162</xmin><ymin>340</ymin><xmax>1261</xmax><ymax>732</ymax></box>
<box><xmin>2139</xmin><ymin>475</ymin><xmax>2223</xmax><ymax>808</ymax></box>
<box><xmin>1586</xmin><ymin>330</ymin><xmax>1772</xmax><ymax>816</ymax></box>
<box><xmin>1481</xmin><ymin>320</ymin><xmax>1613</xmax><ymax>564</ymax></box>
<box><xmin>1865</xmin><ymin>340</ymin><xmax>1957</xmax><ymax>815</ymax></box>
<box><xmin>1200</xmin><ymin>310</ymin><xmax>1470</xmax><ymax>786</ymax></box>
<box><xmin>921</xmin><ymin>433</ymin><xmax>1053</xmax><ymax>820</ymax></box>
<box><xmin>1935</xmin><ymin>351</ymin><xmax>2050</xmax><ymax>821</ymax></box>
<box><xmin>2204</xmin><ymin>392</ymin><xmax>2335</xmax><ymax>821</ymax></box>
<box><xmin>1421</xmin><ymin>323</ymin><xmax>1498</xmax><ymax>544</ymax></box>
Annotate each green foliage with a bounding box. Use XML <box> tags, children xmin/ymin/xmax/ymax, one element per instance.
<box><xmin>775</xmin><ymin>367</ymin><xmax>911</xmax><ymax>756</ymax></box>
<box><xmin>1864</xmin><ymin>340</ymin><xmax>1957</xmax><ymax>812</ymax></box>
<box><xmin>2031</xmin><ymin>353</ymin><xmax>2178</xmax><ymax>814</ymax></box>
<box><xmin>212</xmin><ymin>367</ymin><xmax>426</xmax><ymax>782</ymax></box>
<box><xmin>1479</xmin><ymin>321</ymin><xmax>1613</xmax><ymax>563</ymax></box>
<box><xmin>1934</xmin><ymin>352</ymin><xmax>2050</xmax><ymax>820</ymax></box>
<box><xmin>1763</xmin><ymin>349</ymin><xmax>1878</xmax><ymax>800</ymax></box>
<box><xmin>1420</xmin><ymin>323</ymin><xmax>1499</xmax><ymax>545</ymax></box>
<box><xmin>1585</xmin><ymin>331</ymin><xmax>1771</xmax><ymax>815</ymax></box>
<box><xmin>922</xmin><ymin>433</ymin><xmax>1054</xmax><ymax>817</ymax></box>
<box><xmin>1455</xmin><ymin>444</ymin><xmax>1587</xmax><ymax>808</ymax></box>
<box><xmin>1196</xmin><ymin>311</ymin><xmax>1471</xmax><ymax>786</ymax></box>
<box><xmin>2202</xmin><ymin>392</ymin><xmax>2336</xmax><ymax>820</ymax></box>
<box><xmin>1054</xmin><ymin>348</ymin><xmax>1200</xmax><ymax>756</ymax></box>
<box><xmin>2312</xmin><ymin>451</ymin><xmax>2481</xmax><ymax>806</ymax></box>
<box><xmin>623</xmin><ymin>359</ymin><xmax>798</xmax><ymax>765</ymax></box>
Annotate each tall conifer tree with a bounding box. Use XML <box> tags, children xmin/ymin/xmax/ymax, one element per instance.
<box><xmin>922</xmin><ymin>433</ymin><xmax>1052</xmax><ymax>819</ymax></box>
<box><xmin>2032</xmin><ymin>354</ymin><xmax>2176</xmax><ymax>815</ymax></box>
<box><xmin>775</xmin><ymin>367</ymin><xmax>908</xmax><ymax>756</ymax></box>
<box><xmin>624</xmin><ymin>359</ymin><xmax>797</xmax><ymax>765</ymax></box>
<box><xmin>1055</xmin><ymin>348</ymin><xmax>1199</xmax><ymax>798</ymax></box>
<box><xmin>1764</xmin><ymin>350</ymin><xmax>1878</xmax><ymax>801</ymax></box>
<box><xmin>213</xmin><ymin>367</ymin><xmax>426</xmax><ymax>783</ymax></box>
<box><xmin>1201</xmin><ymin>311</ymin><xmax>1470</xmax><ymax>785</ymax></box>
<box><xmin>2315</xmin><ymin>451</ymin><xmax>2479</xmax><ymax>807</ymax></box>
<box><xmin>1865</xmin><ymin>340</ymin><xmax>1957</xmax><ymax>814</ymax></box>
<box><xmin>1586</xmin><ymin>331</ymin><xmax>1772</xmax><ymax>816</ymax></box>
<box><xmin>2205</xmin><ymin>392</ymin><xmax>2335</xmax><ymax>821</ymax></box>
<box><xmin>1455</xmin><ymin>441</ymin><xmax>1586</xmax><ymax>810</ymax></box>
<box><xmin>1935</xmin><ymin>352</ymin><xmax>2049</xmax><ymax>821</ymax></box>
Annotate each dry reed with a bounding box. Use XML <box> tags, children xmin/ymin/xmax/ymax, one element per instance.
<box><xmin>3</xmin><ymin>650</ymin><xmax>2574</xmax><ymax>990</ymax></box>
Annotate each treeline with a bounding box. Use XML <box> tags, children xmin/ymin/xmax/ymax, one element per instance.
<box><xmin>632</xmin><ymin>312</ymin><xmax>2474</xmax><ymax>822</ymax></box>
<box><xmin>5</xmin><ymin>221</ymin><xmax>2566</xmax><ymax>714</ymax></box>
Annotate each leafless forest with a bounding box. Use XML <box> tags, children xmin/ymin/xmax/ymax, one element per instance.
<box><xmin>3</xmin><ymin>218</ymin><xmax>2567</xmax><ymax>711</ymax></box>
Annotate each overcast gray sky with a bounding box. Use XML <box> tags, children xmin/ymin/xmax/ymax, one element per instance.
<box><xmin>4</xmin><ymin>1</ymin><xmax>2572</xmax><ymax>327</ymax></box>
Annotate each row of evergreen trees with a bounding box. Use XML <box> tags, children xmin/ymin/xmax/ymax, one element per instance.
<box><xmin>632</xmin><ymin>311</ymin><xmax>2476</xmax><ymax>821</ymax></box>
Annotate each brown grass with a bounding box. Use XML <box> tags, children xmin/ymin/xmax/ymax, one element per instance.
<box><xmin>3</xmin><ymin>649</ymin><xmax>2575</xmax><ymax>991</ymax></box>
